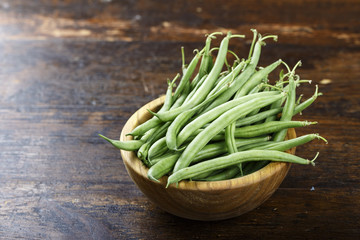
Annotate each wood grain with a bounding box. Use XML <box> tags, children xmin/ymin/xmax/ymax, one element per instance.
<box><xmin>0</xmin><ymin>0</ymin><xmax>359</xmax><ymax>239</ymax></box>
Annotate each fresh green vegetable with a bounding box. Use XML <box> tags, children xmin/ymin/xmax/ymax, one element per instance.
<box><xmin>99</xmin><ymin>29</ymin><xmax>326</xmax><ymax>187</ymax></box>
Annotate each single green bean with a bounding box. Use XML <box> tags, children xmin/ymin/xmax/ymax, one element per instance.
<box><xmin>184</xmin><ymin>74</ymin><xmax>208</xmax><ymax>105</ymax></box>
<box><xmin>293</xmin><ymin>85</ymin><xmax>321</xmax><ymax>115</ymax></box>
<box><xmin>163</xmin><ymin>74</ymin><xmax>180</xmax><ymax>111</ymax></box>
<box><xmin>247</xmin><ymin>29</ymin><xmax>258</xmax><ymax>59</ymax></box>
<box><xmin>98</xmin><ymin>134</ymin><xmax>143</xmax><ymax>151</ymax></box>
<box><xmin>148</xmin><ymin>153</ymin><xmax>180</xmax><ymax>181</ymax></box>
<box><xmin>167</xmin><ymin>150</ymin><xmax>317</xmax><ymax>186</ymax></box>
<box><xmin>197</xmin><ymin>32</ymin><xmax>223</xmax><ymax>81</ymax></box>
<box><xmin>259</xmin><ymin>133</ymin><xmax>327</xmax><ymax>151</ymax></box>
<box><xmin>173</xmin><ymin>51</ymin><xmax>202</xmax><ymax>100</ymax></box>
<box><xmin>244</xmin><ymin>133</ymin><xmax>327</xmax><ymax>175</ymax></box>
<box><xmin>272</xmin><ymin>61</ymin><xmax>301</xmax><ymax>141</ymax></box>
<box><xmin>225</xmin><ymin>123</ymin><xmax>237</xmax><ymax>154</ymax></box>
<box><xmin>233</xmin><ymin>120</ymin><xmax>316</xmax><ymax>138</ymax></box>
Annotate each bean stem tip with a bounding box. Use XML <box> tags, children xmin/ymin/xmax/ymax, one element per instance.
<box><xmin>315</xmin><ymin>134</ymin><xmax>328</xmax><ymax>144</ymax></box>
<box><xmin>148</xmin><ymin>174</ymin><xmax>160</xmax><ymax>183</ymax></box>
<box><xmin>310</xmin><ymin>152</ymin><xmax>319</xmax><ymax>166</ymax></box>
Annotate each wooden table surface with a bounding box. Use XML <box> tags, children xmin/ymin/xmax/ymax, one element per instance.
<box><xmin>0</xmin><ymin>1</ymin><xmax>359</xmax><ymax>239</ymax></box>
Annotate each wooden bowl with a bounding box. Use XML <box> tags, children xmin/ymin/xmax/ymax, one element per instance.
<box><xmin>120</xmin><ymin>96</ymin><xmax>295</xmax><ymax>221</ymax></box>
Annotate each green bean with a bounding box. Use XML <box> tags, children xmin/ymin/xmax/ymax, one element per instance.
<box><xmin>176</xmin><ymin>91</ymin><xmax>280</xmax><ymax>148</ymax></box>
<box><xmin>199</xmin><ymin>34</ymin><xmax>275</xmax><ymax>113</ymax></box>
<box><xmin>245</xmin><ymin>133</ymin><xmax>327</xmax><ymax>175</ymax></box>
<box><xmin>196</xmin><ymin>167</ymin><xmax>240</xmax><ymax>181</ymax></box>
<box><xmin>190</xmin><ymin>54</ymin><xmax>213</xmax><ymax>89</ymax></box>
<box><xmin>272</xmin><ymin>61</ymin><xmax>301</xmax><ymax>141</ymax></box>
<box><xmin>208</xmin><ymin>60</ymin><xmax>247</xmax><ymax>97</ymax></box>
<box><xmin>293</xmin><ymin>85</ymin><xmax>322</xmax><ymax>115</ymax></box>
<box><xmin>173</xmin><ymin>50</ymin><xmax>202</xmax><ymax>100</ymax></box>
<box><xmin>244</xmin><ymin>83</ymin><xmax>265</xmax><ymax>117</ymax></box>
<box><xmin>196</xmin><ymin>137</ymin><xmax>277</xmax><ymax>181</ymax></box>
<box><xmin>191</xmin><ymin>136</ymin><xmax>271</xmax><ymax>180</ymax></box>
<box><xmin>137</xmin><ymin>122</ymin><xmax>171</xmax><ymax>161</ymax></box>
<box><xmin>247</xmin><ymin>29</ymin><xmax>258</xmax><ymax>59</ymax></box>
<box><xmin>148</xmin><ymin>136</ymin><xmax>270</xmax><ymax>181</ymax></box>
<box><xmin>171</xmin><ymin>87</ymin><xmax>189</xmax><ymax>109</ymax></box>
<box><xmin>138</xmin><ymin>124</ymin><xmax>158</xmax><ymax>142</ymax></box>
<box><xmin>155</xmin><ymin>32</ymin><xmax>244</xmax><ymax>122</ymax></box>
<box><xmin>183</xmin><ymin>74</ymin><xmax>207</xmax><ymax>104</ymax></box>
<box><xmin>128</xmin><ymin>49</ymin><xmax>201</xmax><ymax>137</ymax></box>
<box><xmin>148</xmin><ymin>137</ymin><xmax>167</xmax><ymax>160</ymax></box>
<box><xmin>167</xmin><ymin>150</ymin><xmax>317</xmax><ymax>186</ymax></box>
<box><xmin>200</xmin><ymin>63</ymin><xmax>256</xmax><ymax>113</ymax></box>
<box><xmin>166</xmin><ymin>82</ymin><xmax>229</xmax><ymax>150</ymax></box>
<box><xmin>250</xmin><ymin>34</ymin><xmax>278</xmax><ymax>65</ymax></box>
<box><xmin>101</xmin><ymin>30</ymin><xmax>324</xmax><ymax>186</ymax></box>
<box><xmin>191</xmin><ymin>169</ymin><xmax>225</xmax><ymax>181</ymax></box>
<box><xmin>236</xmin><ymin>141</ymin><xmax>273</xmax><ymax>151</ymax></box>
<box><xmin>197</xmin><ymin>32</ymin><xmax>223</xmax><ymax>81</ymax></box>
<box><xmin>173</xmin><ymin>93</ymin><xmax>283</xmax><ymax>172</ymax></box>
<box><xmin>163</xmin><ymin>74</ymin><xmax>180</xmax><ymax>110</ymax></box>
<box><xmin>235</xmin><ymin>107</ymin><xmax>282</xmax><ymax>127</ymax></box>
<box><xmin>190</xmin><ymin>119</ymin><xmax>315</xmax><ymax>142</ymax></box>
<box><xmin>260</xmin><ymin>133</ymin><xmax>327</xmax><ymax>151</ymax></box>
<box><xmin>235</xmin><ymin>59</ymin><xmax>282</xmax><ymax>98</ymax></box>
<box><xmin>98</xmin><ymin>134</ymin><xmax>143</xmax><ymax>151</ymax></box>
<box><xmin>225</xmin><ymin>123</ymin><xmax>237</xmax><ymax>154</ymax></box>
<box><xmin>234</xmin><ymin>86</ymin><xmax>320</xmax><ymax>128</ymax></box>
<box><xmin>233</xmin><ymin>120</ymin><xmax>317</xmax><ymax>138</ymax></box>
<box><xmin>225</xmin><ymin>119</ymin><xmax>242</xmax><ymax>175</ymax></box>
<box><xmin>128</xmin><ymin>79</ymin><xmax>175</xmax><ymax>137</ymax></box>
<box><xmin>126</xmin><ymin>111</ymin><xmax>160</xmax><ymax>138</ymax></box>
<box><xmin>192</xmin><ymin>136</ymin><xmax>270</xmax><ymax>164</ymax></box>
<box><xmin>264</xmin><ymin>97</ymin><xmax>285</xmax><ymax>122</ymax></box>
<box><xmin>211</xmin><ymin>133</ymin><xmax>326</xmax><ymax>180</ymax></box>
<box><xmin>226</xmin><ymin>58</ymin><xmax>281</xmax><ymax>174</ymax></box>
<box><xmin>148</xmin><ymin>153</ymin><xmax>180</xmax><ymax>181</ymax></box>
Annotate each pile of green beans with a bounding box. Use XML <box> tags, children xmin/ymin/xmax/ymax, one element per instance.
<box><xmin>100</xmin><ymin>30</ymin><xmax>327</xmax><ymax>187</ymax></box>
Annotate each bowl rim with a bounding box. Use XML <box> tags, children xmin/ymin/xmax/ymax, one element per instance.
<box><xmin>120</xmin><ymin>96</ymin><xmax>294</xmax><ymax>191</ymax></box>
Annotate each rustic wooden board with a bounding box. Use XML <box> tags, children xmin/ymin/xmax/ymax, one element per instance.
<box><xmin>0</xmin><ymin>0</ymin><xmax>359</xmax><ymax>239</ymax></box>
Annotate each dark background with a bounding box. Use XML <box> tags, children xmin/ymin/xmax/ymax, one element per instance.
<box><xmin>0</xmin><ymin>0</ymin><xmax>359</xmax><ymax>239</ymax></box>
